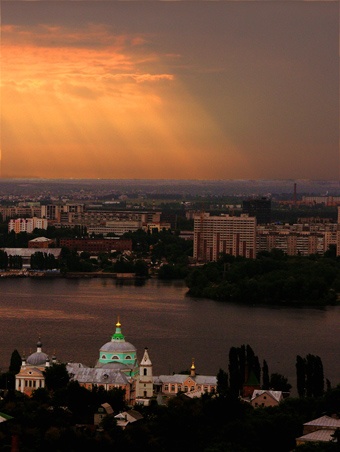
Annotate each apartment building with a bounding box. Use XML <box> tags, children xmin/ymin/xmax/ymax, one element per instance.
<box><xmin>8</xmin><ymin>217</ymin><xmax>48</xmax><ymax>234</ymax></box>
<box><xmin>0</xmin><ymin>206</ymin><xmax>41</xmax><ymax>220</ymax></box>
<box><xmin>257</xmin><ymin>223</ymin><xmax>339</xmax><ymax>256</ymax></box>
<box><xmin>193</xmin><ymin>213</ymin><xmax>257</xmax><ymax>261</ymax></box>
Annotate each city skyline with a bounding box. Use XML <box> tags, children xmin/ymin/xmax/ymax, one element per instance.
<box><xmin>1</xmin><ymin>1</ymin><xmax>339</xmax><ymax>180</ymax></box>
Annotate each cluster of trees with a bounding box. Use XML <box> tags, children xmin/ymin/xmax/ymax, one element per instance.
<box><xmin>216</xmin><ymin>345</ymin><xmax>327</xmax><ymax>400</ymax></box>
<box><xmin>186</xmin><ymin>250</ymin><xmax>340</xmax><ymax>306</ymax></box>
<box><xmin>63</xmin><ymin>228</ymin><xmax>193</xmax><ymax>279</ymax></box>
<box><xmin>122</xmin><ymin>229</ymin><xmax>192</xmax><ymax>263</ymax></box>
<box><xmin>30</xmin><ymin>252</ymin><xmax>58</xmax><ymax>271</ymax></box>
<box><xmin>0</xmin><ymin>250</ymin><xmax>23</xmax><ymax>270</ymax></box>
<box><xmin>296</xmin><ymin>354</ymin><xmax>326</xmax><ymax>398</ymax></box>
<box><xmin>57</xmin><ymin>248</ymin><xmax>149</xmax><ymax>277</ymax></box>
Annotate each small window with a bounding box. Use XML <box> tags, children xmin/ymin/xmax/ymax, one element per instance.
<box><xmin>144</xmin><ymin>369</ymin><xmax>147</xmax><ymax>376</ymax></box>
<box><xmin>171</xmin><ymin>385</ymin><xmax>175</xmax><ymax>392</ymax></box>
<box><xmin>101</xmin><ymin>354</ymin><xmax>107</xmax><ymax>360</ymax></box>
<box><xmin>125</xmin><ymin>355</ymin><xmax>131</xmax><ymax>360</ymax></box>
<box><xmin>164</xmin><ymin>385</ymin><xmax>169</xmax><ymax>391</ymax></box>
<box><xmin>112</xmin><ymin>355</ymin><xmax>119</xmax><ymax>360</ymax></box>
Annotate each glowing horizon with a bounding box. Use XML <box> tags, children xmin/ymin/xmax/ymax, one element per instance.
<box><xmin>1</xmin><ymin>2</ymin><xmax>338</xmax><ymax>180</ymax></box>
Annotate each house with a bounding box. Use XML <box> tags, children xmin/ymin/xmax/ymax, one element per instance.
<box><xmin>296</xmin><ymin>415</ymin><xmax>340</xmax><ymax>446</ymax></box>
<box><xmin>28</xmin><ymin>237</ymin><xmax>55</xmax><ymax>248</ymax></box>
<box><xmin>94</xmin><ymin>403</ymin><xmax>114</xmax><ymax>426</ymax></box>
<box><xmin>114</xmin><ymin>409</ymin><xmax>143</xmax><ymax>429</ymax></box>
<box><xmin>250</xmin><ymin>390</ymin><xmax>283</xmax><ymax>408</ymax></box>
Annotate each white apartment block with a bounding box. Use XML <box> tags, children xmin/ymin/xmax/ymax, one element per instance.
<box><xmin>193</xmin><ymin>213</ymin><xmax>257</xmax><ymax>261</ymax></box>
<box><xmin>258</xmin><ymin>228</ymin><xmax>339</xmax><ymax>256</ymax></box>
<box><xmin>194</xmin><ymin>214</ymin><xmax>340</xmax><ymax>262</ymax></box>
<box><xmin>88</xmin><ymin>220</ymin><xmax>143</xmax><ymax>237</ymax></box>
<box><xmin>8</xmin><ymin>217</ymin><xmax>48</xmax><ymax>234</ymax></box>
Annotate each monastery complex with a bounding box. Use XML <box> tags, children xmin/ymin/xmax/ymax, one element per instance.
<box><xmin>15</xmin><ymin>320</ymin><xmax>217</xmax><ymax>405</ymax></box>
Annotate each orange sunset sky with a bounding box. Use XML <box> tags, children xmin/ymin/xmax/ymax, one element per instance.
<box><xmin>1</xmin><ymin>1</ymin><xmax>339</xmax><ymax>180</ymax></box>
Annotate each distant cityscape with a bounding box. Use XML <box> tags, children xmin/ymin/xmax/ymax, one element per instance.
<box><xmin>1</xmin><ymin>179</ymin><xmax>340</xmax><ymax>270</ymax></box>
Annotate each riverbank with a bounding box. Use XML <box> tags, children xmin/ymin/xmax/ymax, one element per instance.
<box><xmin>0</xmin><ymin>270</ymin><xmax>146</xmax><ymax>280</ymax></box>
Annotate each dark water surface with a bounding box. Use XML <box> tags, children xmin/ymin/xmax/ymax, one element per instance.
<box><xmin>0</xmin><ymin>278</ymin><xmax>339</xmax><ymax>392</ymax></box>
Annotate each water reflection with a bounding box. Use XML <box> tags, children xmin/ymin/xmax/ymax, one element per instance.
<box><xmin>0</xmin><ymin>278</ymin><xmax>339</xmax><ymax>393</ymax></box>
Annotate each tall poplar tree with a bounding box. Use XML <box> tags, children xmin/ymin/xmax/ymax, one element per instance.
<box><xmin>262</xmin><ymin>360</ymin><xmax>270</xmax><ymax>390</ymax></box>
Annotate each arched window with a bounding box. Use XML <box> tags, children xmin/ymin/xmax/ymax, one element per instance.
<box><xmin>125</xmin><ymin>355</ymin><xmax>131</xmax><ymax>360</ymax></box>
<box><xmin>111</xmin><ymin>355</ymin><xmax>119</xmax><ymax>360</ymax></box>
<box><xmin>101</xmin><ymin>354</ymin><xmax>106</xmax><ymax>360</ymax></box>
<box><xmin>143</xmin><ymin>369</ymin><xmax>147</xmax><ymax>376</ymax></box>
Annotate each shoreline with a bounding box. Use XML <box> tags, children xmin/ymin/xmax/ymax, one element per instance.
<box><xmin>0</xmin><ymin>270</ymin><xmax>147</xmax><ymax>280</ymax></box>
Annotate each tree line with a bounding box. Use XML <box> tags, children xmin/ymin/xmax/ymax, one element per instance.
<box><xmin>186</xmin><ymin>250</ymin><xmax>340</xmax><ymax>306</ymax></box>
<box><xmin>216</xmin><ymin>344</ymin><xmax>328</xmax><ymax>400</ymax></box>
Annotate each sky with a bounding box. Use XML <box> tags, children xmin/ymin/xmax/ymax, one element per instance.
<box><xmin>0</xmin><ymin>1</ymin><xmax>339</xmax><ymax>180</ymax></box>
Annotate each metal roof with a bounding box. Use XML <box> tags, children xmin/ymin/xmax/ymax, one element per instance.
<box><xmin>66</xmin><ymin>364</ymin><xmax>130</xmax><ymax>385</ymax></box>
<box><xmin>304</xmin><ymin>416</ymin><xmax>340</xmax><ymax>428</ymax></box>
<box><xmin>156</xmin><ymin>374</ymin><xmax>217</xmax><ymax>385</ymax></box>
<box><xmin>1</xmin><ymin>248</ymin><xmax>61</xmax><ymax>257</ymax></box>
<box><xmin>297</xmin><ymin>429</ymin><xmax>337</xmax><ymax>443</ymax></box>
<box><xmin>251</xmin><ymin>390</ymin><xmax>283</xmax><ymax>403</ymax></box>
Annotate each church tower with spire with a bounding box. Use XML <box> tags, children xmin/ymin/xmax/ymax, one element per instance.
<box><xmin>136</xmin><ymin>347</ymin><xmax>154</xmax><ymax>403</ymax></box>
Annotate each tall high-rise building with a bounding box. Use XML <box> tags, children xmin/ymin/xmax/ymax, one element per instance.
<box><xmin>8</xmin><ymin>217</ymin><xmax>48</xmax><ymax>234</ymax></box>
<box><xmin>242</xmin><ymin>197</ymin><xmax>271</xmax><ymax>225</ymax></box>
<box><xmin>193</xmin><ymin>213</ymin><xmax>257</xmax><ymax>262</ymax></box>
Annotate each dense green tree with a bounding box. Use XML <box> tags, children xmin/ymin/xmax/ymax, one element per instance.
<box><xmin>228</xmin><ymin>344</ymin><xmax>260</xmax><ymax>397</ymax></box>
<box><xmin>157</xmin><ymin>263</ymin><xmax>188</xmax><ymax>279</ymax></box>
<box><xmin>216</xmin><ymin>368</ymin><xmax>229</xmax><ymax>397</ymax></box>
<box><xmin>43</xmin><ymin>363</ymin><xmax>70</xmax><ymax>392</ymax></box>
<box><xmin>8</xmin><ymin>254</ymin><xmax>22</xmax><ymax>269</ymax></box>
<box><xmin>296</xmin><ymin>355</ymin><xmax>306</xmax><ymax>398</ymax></box>
<box><xmin>269</xmin><ymin>373</ymin><xmax>292</xmax><ymax>393</ymax></box>
<box><xmin>262</xmin><ymin>360</ymin><xmax>270</xmax><ymax>390</ymax></box>
<box><xmin>296</xmin><ymin>354</ymin><xmax>324</xmax><ymax>398</ymax></box>
<box><xmin>305</xmin><ymin>354</ymin><xmax>324</xmax><ymax>398</ymax></box>
<box><xmin>9</xmin><ymin>350</ymin><xmax>22</xmax><ymax>374</ymax></box>
<box><xmin>0</xmin><ymin>371</ymin><xmax>15</xmax><ymax>390</ymax></box>
<box><xmin>134</xmin><ymin>260</ymin><xmax>149</xmax><ymax>278</ymax></box>
<box><xmin>0</xmin><ymin>250</ymin><xmax>8</xmax><ymax>270</ymax></box>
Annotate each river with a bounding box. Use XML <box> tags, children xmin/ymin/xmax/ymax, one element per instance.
<box><xmin>0</xmin><ymin>278</ymin><xmax>339</xmax><ymax>394</ymax></box>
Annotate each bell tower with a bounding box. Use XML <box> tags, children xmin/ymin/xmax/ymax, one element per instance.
<box><xmin>136</xmin><ymin>347</ymin><xmax>153</xmax><ymax>401</ymax></box>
